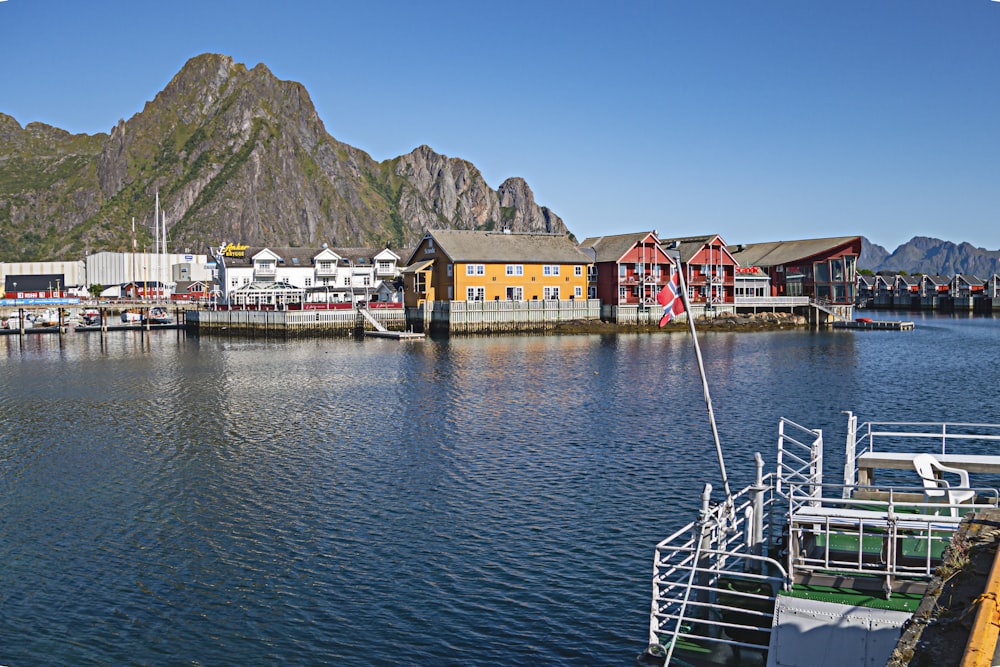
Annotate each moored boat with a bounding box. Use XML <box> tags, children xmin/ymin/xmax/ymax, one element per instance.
<box><xmin>120</xmin><ymin>306</ymin><xmax>174</xmax><ymax>325</ymax></box>
<box><xmin>81</xmin><ymin>309</ymin><xmax>101</xmax><ymax>326</ymax></box>
<box><xmin>638</xmin><ymin>412</ymin><xmax>1000</xmax><ymax>667</ymax></box>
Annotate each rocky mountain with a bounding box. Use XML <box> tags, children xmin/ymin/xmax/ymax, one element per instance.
<box><xmin>861</xmin><ymin>236</ymin><xmax>1000</xmax><ymax>276</ymax></box>
<box><xmin>0</xmin><ymin>54</ymin><xmax>569</xmax><ymax>262</ymax></box>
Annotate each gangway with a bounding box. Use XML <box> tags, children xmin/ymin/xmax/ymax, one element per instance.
<box><xmin>358</xmin><ymin>307</ymin><xmax>424</xmax><ymax>340</ymax></box>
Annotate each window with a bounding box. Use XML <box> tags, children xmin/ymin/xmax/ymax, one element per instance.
<box><xmin>377</xmin><ymin>260</ymin><xmax>392</xmax><ymax>273</ymax></box>
<box><xmin>831</xmin><ymin>258</ymin><xmax>845</xmax><ymax>282</ymax></box>
<box><xmin>305</xmin><ymin>278</ymin><xmax>312</xmax><ymax>287</ymax></box>
<box><xmin>506</xmin><ymin>264</ymin><xmax>524</xmax><ymax>276</ymax></box>
<box><xmin>543</xmin><ymin>286</ymin><xmax>560</xmax><ymax>300</ymax></box>
<box><xmin>466</xmin><ymin>264</ymin><xmax>485</xmax><ymax>276</ymax></box>
<box><xmin>574</xmin><ymin>286</ymin><xmax>583</xmax><ymax>298</ymax></box>
<box><xmin>506</xmin><ymin>286</ymin><xmax>523</xmax><ymax>300</ymax></box>
<box><xmin>574</xmin><ymin>265</ymin><xmax>583</xmax><ymax>276</ymax></box>
<box><xmin>467</xmin><ymin>286</ymin><xmax>485</xmax><ymax>301</ymax></box>
<box><xmin>425</xmin><ymin>239</ymin><xmax>435</xmax><ymax>253</ymax></box>
<box><xmin>619</xmin><ymin>264</ymin><xmax>627</xmax><ymax>278</ymax></box>
<box><xmin>344</xmin><ymin>276</ymin><xmax>351</xmax><ymax>286</ymax></box>
<box><xmin>814</xmin><ymin>261</ymin><xmax>830</xmax><ymax>283</ymax></box>
<box><xmin>447</xmin><ymin>264</ymin><xmax>453</xmax><ymax>277</ymax></box>
<box><xmin>543</xmin><ymin>265</ymin><xmax>560</xmax><ymax>276</ymax></box>
<box><xmin>362</xmin><ymin>276</ymin><xmax>371</xmax><ymax>286</ymax></box>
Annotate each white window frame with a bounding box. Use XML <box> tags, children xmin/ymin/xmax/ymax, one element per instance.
<box><xmin>574</xmin><ymin>286</ymin><xmax>583</xmax><ymax>298</ymax></box>
<box><xmin>466</xmin><ymin>264</ymin><xmax>485</xmax><ymax>276</ymax></box>
<box><xmin>506</xmin><ymin>264</ymin><xmax>524</xmax><ymax>276</ymax></box>
<box><xmin>543</xmin><ymin>265</ymin><xmax>560</xmax><ymax>276</ymax></box>
<box><xmin>466</xmin><ymin>286</ymin><xmax>485</xmax><ymax>301</ymax></box>
<box><xmin>543</xmin><ymin>286</ymin><xmax>560</xmax><ymax>300</ymax></box>
<box><xmin>574</xmin><ymin>265</ymin><xmax>583</xmax><ymax>276</ymax></box>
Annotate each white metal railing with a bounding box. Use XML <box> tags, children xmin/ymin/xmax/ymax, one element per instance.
<box><xmin>785</xmin><ymin>480</ymin><xmax>999</xmax><ymax>590</ymax></box>
<box><xmin>649</xmin><ymin>467</ymin><xmax>788</xmax><ymax>663</ymax></box>
<box><xmin>844</xmin><ymin>412</ymin><xmax>1000</xmax><ymax>487</ymax></box>
<box><xmin>733</xmin><ymin>296</ymin><xmax>810</xmax><ymax>306</ymax></box>
<box><xmin>852</xmin><ymin>417</ymin><xmax>1000</xmax><ymax>458</ymax></box>
<box><xmin>775</xmin><ymin>417</ymin><xmax>823</xmax><ymax>499</ymax></box>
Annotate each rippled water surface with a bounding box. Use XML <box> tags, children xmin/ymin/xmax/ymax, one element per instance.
<box><xmin>2</xmin><ymin>313</ymin><xmax>999</xmax><ymax>665</ymax></box>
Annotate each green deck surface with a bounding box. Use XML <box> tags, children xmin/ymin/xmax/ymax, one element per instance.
<box><xmin>784</xmin><ymin>584</ymin><xmax>924</xmax><ymax>613</ymax></box>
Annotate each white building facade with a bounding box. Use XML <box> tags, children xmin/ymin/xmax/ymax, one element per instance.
<box><xmin>214</xmin><ymin>245</ymin><xmax>404</xmax><ymax>307</ymax></box>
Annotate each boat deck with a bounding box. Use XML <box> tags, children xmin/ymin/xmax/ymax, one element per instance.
<box><xmin>642</xmin><ymin>414</ymin><xmax>1000</xmax><ymax>667</ymax></box>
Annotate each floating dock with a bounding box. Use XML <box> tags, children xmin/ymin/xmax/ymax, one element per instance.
<box><xmin>363</xmin><ymin>330</ymin><xmax>424</xmax><ymax>340</ymax></box>
<box><xmin>834</xmin><ymin>319</ymin><xmax>915</xmax><ymax>331</ymax></box>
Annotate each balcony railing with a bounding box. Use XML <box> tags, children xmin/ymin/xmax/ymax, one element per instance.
<box><xmin>254</xmin><ymin>264</ymin><xmax>276</xmax><ymax>276</ymax></box>
<box><xmin>315</xmin><ymin>265</ymin><xmax>337</xmax><ymax>277</ymax></box>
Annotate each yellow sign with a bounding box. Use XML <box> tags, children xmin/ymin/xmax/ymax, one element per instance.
<box><xmin>221</xmin><ymin>242</ymin><xmax>249</xmax><ymax>258</ymax></box>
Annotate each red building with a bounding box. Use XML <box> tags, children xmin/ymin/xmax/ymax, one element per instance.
<box><xmin>663</xmin><ymin>235</ymin><xmax>738</xmax><ymax>305</ymax></box>
<box><xmin>580</xmin><ymin>231</ymin><xmax>677</xmax><ymax>305</ymax></box>
<box><xmin>730</xmin><ymin>236</ymin><xmax>861</xmax><ymax>305</ymax></box>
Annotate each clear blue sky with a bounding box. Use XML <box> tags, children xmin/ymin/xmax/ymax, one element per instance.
<box><xmin>2</xmin><ymin>0</ymin><xmax>998</xmax><ymax>251</ymax></box>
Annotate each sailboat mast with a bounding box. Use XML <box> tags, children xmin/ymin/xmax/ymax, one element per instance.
<box><xmin>154</xmin><ymin>192</ymin><xmax>160</xmax><ymax>296</ymax></box>
<box><xmin>131</xmin><ymin>217</ymin><xmax>138</xmax><ymax>297</ymax></box>
<box><xmin>162</xmin><ymin>208</ymin><xmax>167</xmax><ymax>293</ymax></box>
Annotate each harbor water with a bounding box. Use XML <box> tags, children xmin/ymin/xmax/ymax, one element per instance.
<box><xmin>1</xmin><ymin>313</ymin><xmax>999</xmax><ymax>666</ymax></box>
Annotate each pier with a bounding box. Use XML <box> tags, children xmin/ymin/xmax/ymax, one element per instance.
<box><xmin>833</xmin><ymin>319</ymin><xmax>915</xmax><ymax>331</ymax></box>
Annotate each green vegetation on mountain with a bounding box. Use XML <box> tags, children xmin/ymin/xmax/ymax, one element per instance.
<box><xmin>0</xmin><ymin>53</ymin><xmax>568</xmax><ymax>262</ymax></box>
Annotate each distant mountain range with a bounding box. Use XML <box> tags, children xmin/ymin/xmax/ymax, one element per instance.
<box><xmin>0</xmin><ymin>54</ymin><xmax>568</xmax><ymax>263</ymax></box>
<box><xmin>861</xmin><ymin>236</ymin><xmax>1000</xmax><ymax>277</ymax></box>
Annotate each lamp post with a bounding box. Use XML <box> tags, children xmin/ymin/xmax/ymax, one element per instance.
<box><xmin>12</xmin><ymin>280</ymin><xmax>23</xmax><ymax>334</ymax></box>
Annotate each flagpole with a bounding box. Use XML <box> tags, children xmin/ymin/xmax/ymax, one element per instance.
<box><xmin>668</xmin><ymin>249</ymin><xmax>733</xmax><ymax>512</ymax></box>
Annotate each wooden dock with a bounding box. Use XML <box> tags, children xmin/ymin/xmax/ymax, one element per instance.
<box><xmin>833</xmin><ymin>319</ymin><xmax>915</xmax><ymax>331</ymax></box>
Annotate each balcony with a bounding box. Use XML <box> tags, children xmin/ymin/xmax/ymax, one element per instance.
<box><xmin>254</xmin><ymin>264</ymin><xmax>277</xmax><ymax>278</ymax></box>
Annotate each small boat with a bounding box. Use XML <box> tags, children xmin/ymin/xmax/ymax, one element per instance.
<box><xmin>34</xmin><ymin>308</ymin><xmax>62</xmax><ymax>327</ymax></box>
<box><xmin>81</xmin><ymin>309</ymin><xmax>101</xmax><ymax>326</ymax></box>
<box><xmin>121</xmin><ymin>309</ymin><xmax>144</xmax><ymax>324</ymax></box>
<box><xmin>5</xmin><ymin>313</ymin><xmax>37</xmax><ymax>329</ymax></box>
<box><xmin>148</xmin><ymin>306</ymin><xmax>173</xmax><ymax>324</ymax></box>
<box><xmin>638</xmin><ymin>412</ymin><xmax>1000</xmax><ymax>666</ymax></box>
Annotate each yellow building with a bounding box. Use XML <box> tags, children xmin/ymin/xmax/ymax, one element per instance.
<box><xmin>403</xmin><ymin>230</ymin><xmax>591</xmax><ymax>307</ymax></box>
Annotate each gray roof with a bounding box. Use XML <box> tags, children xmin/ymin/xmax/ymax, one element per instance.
<box><xmin>659</xmin><ymin>235</ymin><xmax>729</xmax><ymax>264</ymax></box>
<box><xmin>223</xmin><ymin>246</ymin><xmax>396</xmax><ymax>267</ymax></box>
<box><xmin>425</xmin><ymin>230</ymin><xmax>591</xmax><ymax>264</ymax></box>
<box><xmin>730</xmin><ymin>236</ymin><xmax>861</xmax><ymax>267</ymax></box>
<box><xmin>580</xmin><ymin>232</ymin><xmax>658</xmax><ymax>263</ymax></box>
<box><xmin>954</xmin><ymin>274</ymin><xmax>986</xmax><ymax>286</ymax></box>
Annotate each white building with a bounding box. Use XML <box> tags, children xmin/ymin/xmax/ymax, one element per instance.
<box><xmin>0</xmin><ymin>260</ymin><xmax>87</xmax><ymax>296</ymax></box>
<box><xmin>85</xmin><ymin>251</ymin><xmax>214</xmax><ymax>293</ymax></box>
<box><xmin>214</xmin><ymin>245</ymin><xmax>404</xmax><ymax>307</ymax></box>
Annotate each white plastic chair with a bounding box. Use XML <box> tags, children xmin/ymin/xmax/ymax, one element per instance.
<box><xmin>912</xmin><ymin>453</ymin><xmax>975</xmax><ymax>517</ymax></box>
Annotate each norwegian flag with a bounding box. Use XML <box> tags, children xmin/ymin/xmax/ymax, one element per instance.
<box><xmin>656</xmin><ymin>271</ymin><xmax>685</xmax><ymax>327</ymax></box>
